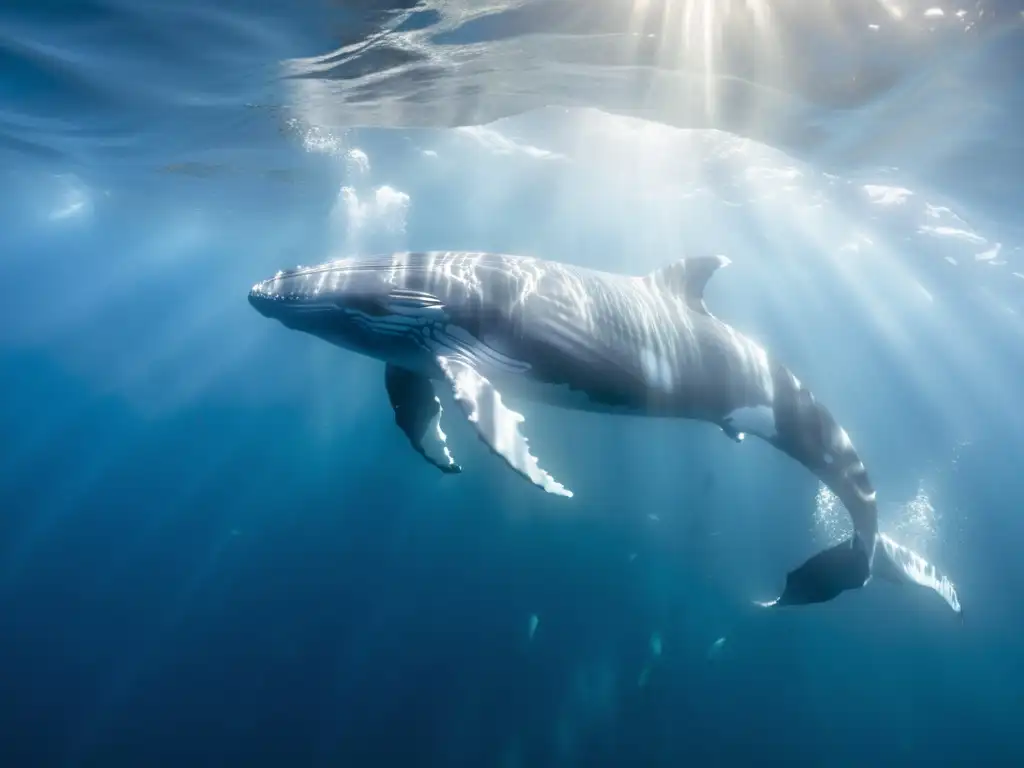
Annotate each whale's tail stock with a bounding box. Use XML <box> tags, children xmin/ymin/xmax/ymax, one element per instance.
<box><xmin>756</xmin><ymin>371</ymin><xmax>963</xmax><ymax>619</ymax></box>
<box><xmin>757</xmin><ymin>531</ymin><xmax>962</xmax><ymax>618</ymax></box>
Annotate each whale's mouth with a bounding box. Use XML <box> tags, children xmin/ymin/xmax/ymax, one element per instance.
<box><xmin>248</xmin><ymin>282</ymin><xmax>286</xmax><ymax>318</ymax></box>
<box><xmin>247</xmin><ymin>281</ymin><xmax>317</xmax><ymax>320</ymax></box>
<box><xmin>247</xmin><ymin>268</ymin><xmax>325</xmax><ymax>315</ymax></box>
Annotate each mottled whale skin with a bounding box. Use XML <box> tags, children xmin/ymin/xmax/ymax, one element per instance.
<box><xmin>248</xmin><ymin>250</ymin><xmax>961</xmax><ymax>616</ymax></box>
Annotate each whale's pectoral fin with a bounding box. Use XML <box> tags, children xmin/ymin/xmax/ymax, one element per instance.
<box><xmin>758</xmin><ymin>536</ymin><xmax>871</xmax><ymax>608</ymax></box>
<box><xmin>435</xmin><ymin>355</ymin><xmax>573</xmax><ymax>498</ymax></box>
<box><xmin>873</xmin><ymin>533</ymin><xmax>963</xmax><ymax>618</ymax></box>
<box><xmin>385</xmin><ymin>363</ymin><xmax>461</xmax><ymax>474</ymax></box>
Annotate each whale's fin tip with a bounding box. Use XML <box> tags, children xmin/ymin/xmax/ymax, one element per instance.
<box><xmin>648</xmin><ymin>255</ymin><xmax>730</xmax><ymax>316</ymax></box>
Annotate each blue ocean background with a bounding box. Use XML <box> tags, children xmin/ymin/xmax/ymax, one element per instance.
<box><xmin>2</xmin><ymin>1</ymin><xmax>1024</xmax><ymax>765</ymax></box>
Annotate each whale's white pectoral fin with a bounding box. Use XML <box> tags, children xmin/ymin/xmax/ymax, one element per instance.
<box><xmin>385</xmin><ymin>363</ymin><xmax>461</xmax><ymax>474</ymax></box>
<box><xmin>874</xmin><ymin>533</ymin><xmax>963</xmax><ymax>618</ymax></box>
<box><xmin>436</xmin><ymin>355</ymin><xmax>573</xmax><ymax>498</ymax></box>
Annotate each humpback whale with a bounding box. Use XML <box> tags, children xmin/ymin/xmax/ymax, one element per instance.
<box><xmin>249</xmin><ymin>251</ymin><xmax>961</xmax><ymax>616</ymax></box>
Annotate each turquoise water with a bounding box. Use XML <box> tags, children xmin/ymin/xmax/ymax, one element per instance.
<box><xmin>2</xmin><ymin>2</ymin><xmax>1024</xmax><ymax>765</ymax></box>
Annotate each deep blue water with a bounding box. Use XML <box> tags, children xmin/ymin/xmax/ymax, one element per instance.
<box><xmin>3</xmin><ymin>1</ymin><xmax>1024</xmax><ymax>766</ymax></box>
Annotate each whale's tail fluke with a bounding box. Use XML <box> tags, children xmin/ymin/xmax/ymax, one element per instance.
<box><xmin>871</xmin><ymin>532</ymin><xmax>963</xmax><ymax>616</ymax></box>
<box><xmin>758</xmin><ymin>533</ymin><xmax>962</xmax><ymax>618</ymax></box>
<box><xmin>758</xmin><ymin>536</ymin><xmax>872</xmax><ymax>609</ymax></box>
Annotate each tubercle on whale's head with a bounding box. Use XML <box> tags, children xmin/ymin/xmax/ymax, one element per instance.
<box><xmin>247</xmin><ymin>259</ymin><xmax>394</xmax><ymax>322</ymax></box>
<box><xmin>246</xmin><ymin>258</ymin><xmax>448</xmax><ymax>367</ymax></box>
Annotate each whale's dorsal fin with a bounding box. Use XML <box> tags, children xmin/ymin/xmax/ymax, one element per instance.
<box><xmin>647</xmin><ymin>255</ymin><xmax>731</xmax><ymax>317</ymax></box>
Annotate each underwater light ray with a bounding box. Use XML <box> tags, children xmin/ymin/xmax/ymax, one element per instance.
<box><xmin>148</xmin><ymin>331</ymin><xmax>269</xmax><ymax>416</ymax></box>
<box><xmin>722</xmin><ymin>140</ymin><xmax>982</xmax><ymax>439</ymax></box>
<box><xmin>115</xmin><ymin>278</ymin><xmax>242</xmax><ymax>388</ymax></box>
<box><xmin>105</xmin><ymin>273</ymin><xmax>275</xmax><ymax>417</ymax></box>
<box><xmin>1</xmin><ymin>202</ymin><xmax>339</xmax><ymax>581</ymax></box>
<box><xmin>724</xmin><ymin>198</ymin><xmax>830</xmax><ymax>362</ymax></box>
<box><xmin>13</xmin><ymin>213</ymin><xmax>211</xmax><ymax>351</ymax></box>
<box><xmin>620</xmin><ymin>0</ymin><xmax>785</xmax><ymax>136</ymax></box>
<box><xmin>0</xmin><ymin>377</ymin><xmax>93</xmax><ymax>489</ymax></box>
<box><xmin>815</xmin><ymin>251</ymin><xmax>977</xmax><ymax>437</ymax></box>
<box><xmin>88</xmin><ymin>441</ymin><xmax>243</xmax><ymax>596</ymax></box>
<box><xmin>0</xmin><ymin>419</ymin><xmax>143</xmax><ymax>586</ymax></box>
<box><xmin>437</xmin><ymin>127</ymin><xmax>567</xmax><ymax>241</ymax></box>
<box><xmin>65</xmin><ymin>530</ymin><xmax>237</xmax><ymax>765</ymax></box>
<box><xmin>21</xmin><ymin>202</ymin><xmax>321</xmax><ymax>417</ymax></box>
<box><xmin>306</xmin><ymin>474</ymin><xmax>517</xmax><ymax>762</ymax></box>
<box><xmin>303</xmin><ymin>347</ymin><xmax>384</xmax><ymax>444</ymax></box>
<box><xmin>752</xmin><ymin>216</ymin><xmax>997</xmax><ymax>472</ymax></box>
<box><xmin>943</xmin><ymin>289</ymin><xmax>1024</xmax><ymax>434</ymax></box>
<box><xmin>840</xmin><ymin>251</ymin><xmax>1018</xmax><ymax>446</ymax></box>
<box><xmin>714</xmin><ymin>137</ymin><xmax>869</xmax><ymax>374</ymax></box>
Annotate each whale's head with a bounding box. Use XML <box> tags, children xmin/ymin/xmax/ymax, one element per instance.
<box><xmin>248</xmin><ymin>257</ymin><xmax>447</xmax><ymax>364</ymax></box>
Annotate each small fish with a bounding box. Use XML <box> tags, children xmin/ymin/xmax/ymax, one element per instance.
<box><xmin>639</xmin><ymin>631</ymin><xmax>663</xmax><ymax>687</ymax></box>
<box><xmin>637</xmin><ymin>665</ymin><xmax>651</xmax><ymax>688</ymax></box>
<box><xmin>707</xmin><ymin>636</ymin><xmax>727</xmax><ymax>661</ymax></box>
<box><xmin>649</xmin><ymin>632</ymin><xmax>662</xmax><ymax>657</ymax></box>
